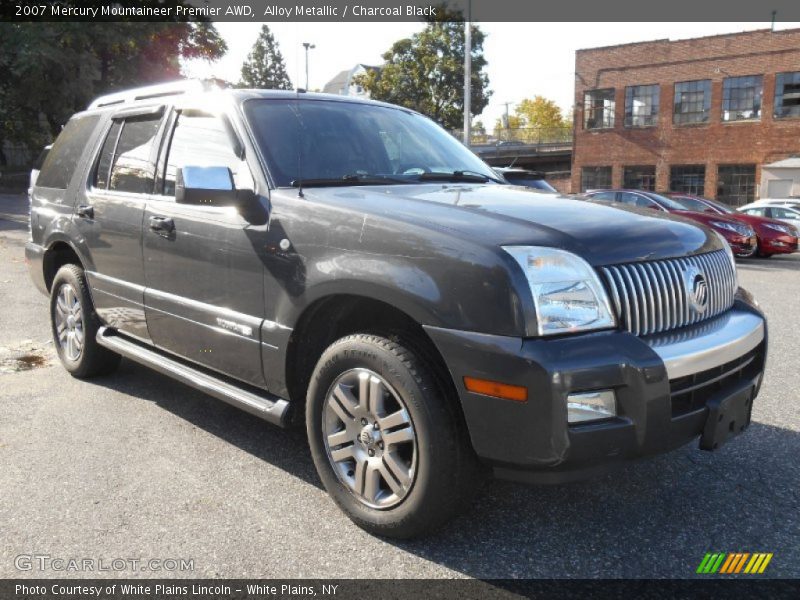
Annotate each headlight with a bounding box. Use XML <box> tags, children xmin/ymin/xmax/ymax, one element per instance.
<box><xmin>764</xmin><ymin>223</ymin><xmax>796</xmax><ymax>235</ymax></box>
<box><xmin>503</xmin><ymin>246</ymin><xmax>616</xmax><ymax>336</ymax></box>
<box><xmin>710</xmin><ymin>220</ymin><xmax>750</xmax><ymax>236</ymax></box>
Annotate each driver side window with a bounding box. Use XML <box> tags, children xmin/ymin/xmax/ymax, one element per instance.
<box><xmin>162</xmin><ymin>113</ymin><xmax>246</xmax><ymax>196</ymax></box>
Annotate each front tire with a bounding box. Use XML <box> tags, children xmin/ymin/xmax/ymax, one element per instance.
<box><xmin>50</xmin><ymin>264</ymin><xmax>120</xmax><ymax>378</ymax></box>
<box><xmin>306</xmin><ymin>334</ymin><xmax>480</xmax><ymax>539</ymax></box>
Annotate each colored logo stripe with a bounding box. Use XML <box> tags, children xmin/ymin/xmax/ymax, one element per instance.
<box><xmin>697</xmin><ymin>552</ymin><xmax>772</xmax><ymax>574</ymax></box>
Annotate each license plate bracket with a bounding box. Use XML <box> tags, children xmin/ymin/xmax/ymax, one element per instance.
<box><xmin>699</xmin><ymin>383</ymin><xmax>754</xmax><ymax>451</ymax></box>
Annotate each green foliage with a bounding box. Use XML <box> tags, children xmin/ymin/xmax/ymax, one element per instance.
<box><xmin>0</xmin><ymin>21</ymin><xmax>226</xmax><ymax>161</ymax></box>
<box><xmin>494</xmin><ymin>96</ymin><xmax>568</xmax><ymax>141</ymax></box>
<box><xmin>357</xmin><ymin>16</ymin><xmax>491</xmax><ymax>129</ymax></box>
<box><xmin>515</xmin><ymin>96</ymin><xmax>566</xmax><ymax>129</ymax></box>
<box><xmin>239</xmin><ymin>25</ymin><xmax>292</xmax><ymax>90</ymax></box>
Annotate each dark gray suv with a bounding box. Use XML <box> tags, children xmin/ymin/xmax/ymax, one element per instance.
<box><xmin>26</xmin><ymin>81</ymin><xmax>767</xmax><ymax>538</ymax></box>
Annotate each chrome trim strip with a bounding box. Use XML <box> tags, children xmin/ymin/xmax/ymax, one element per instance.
<box><xmin>645</xmin><ymin>309</ymin><xmax>765</xmax><ymax>379</ymax></box>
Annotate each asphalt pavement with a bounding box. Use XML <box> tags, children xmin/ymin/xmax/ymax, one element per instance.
<box><xmin>1</xmin><ymin>192</ymin><xmax>798</xmax><ymax>579</ymax></box>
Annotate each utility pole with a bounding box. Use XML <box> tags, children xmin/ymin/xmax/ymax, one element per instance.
<box><xmin>501</xmin><ymin>101</ymin><xmax>513</xmax><ymax>129</ymax></box>
<box><xmin>463</xmin><ymin>1</ymin><xmax>472</xmax><ymax>146</ymax></box>
<box><xmin>302</xmin><ymin>42</ymin><xmax>315</xmax><ymax>90</ymax></box>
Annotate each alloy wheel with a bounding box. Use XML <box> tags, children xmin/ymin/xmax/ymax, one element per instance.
<box><xmin>322</xmin><ymin>368</ymin><xmax>418</xmax><ymax>509</ymax></box>
<box><xmin>54</xmin><ymin>283</ymin><xmax>84</xmax><ymax>361</ymax></box>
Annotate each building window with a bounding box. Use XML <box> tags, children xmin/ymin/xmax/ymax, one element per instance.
<box><xmin>722</xmin><ymin>76</ymin><xmax>762</xmax><ymax>121</ymax></box>
<box><xmin>581</xmin><ymin>166</ymin><xmax>612</xmax><ymax>191</ymax></box>
<box><xmin>673</xmin><ymin>80</ymin><xmax>711</xmax><ymax>125</ymax></box>
<box><xmin>669</xmin><ymin>165</ymin><xmax>706</xmax><ymax>195</ymax></box>
<box><xmin>624</xmin><ymin>85</ymin><xmax>659</xmax><ymax>127</ymax></box>
<box><xmin>623</xmin><ymin>165</ymin><xmax>656</xmax><ymax>191</ymax></box>
<box><xmin>775</xmin><ymin>72</ymin><xmax>800</xmax><ymax>119</ymax></box>
<box><xmin>717</xmin><ymin>165</ymin><xmax>756</xmax><ymax>207</ymax></box>
<box><xmin>584</xmin><ymin>89</ymin><xmax>615</xmax><ymax>129</ymax></box>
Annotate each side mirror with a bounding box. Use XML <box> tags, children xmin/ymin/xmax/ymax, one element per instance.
<box><xmin>176</xmin><ymin>166</ymin><xmax>250</xmax><ymax>207</ymax></box>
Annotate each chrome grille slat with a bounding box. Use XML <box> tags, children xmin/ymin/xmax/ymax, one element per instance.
<box><xmin>600</xmin><ymin>250</ymin><xmax>735</xmax><ymax>337</ymax></box>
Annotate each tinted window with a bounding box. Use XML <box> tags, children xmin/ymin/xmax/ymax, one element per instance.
<box><xmin>93</xmin><ymin>121</ymin><xmax>122</xmax><ymax>190</ymax></box>
<box><xmin>163</xmin><ymin>113</ymin><xmax>242</xmax><ymax>196</ymax></box>
<box><xmin>36</xmin><ymin>115</ymin><xmax>100</xmax><ymax>189</ymax></box>
<box><xmin>108</xmin><ymin>117</ymin><xmax>161</xmax><ymax>194</ymax></box>
<box><xmin>503</xmin><ymin>175</ymin><xmax>556</xmax><ymax>192</ymax></box>
<box><xmin>589</xmin><ymin>191</ymin><xmax>617</xmax><ymax>201</ymax></box>
<box><xmin>619</xmin><ymin>192</ymin><xmax>657</xmax><ymax>208</ymax></box>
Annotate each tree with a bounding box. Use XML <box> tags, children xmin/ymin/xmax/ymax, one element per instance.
<box><xmin>515</xmin><ymin>96</ymin><xmax>566</xmax><ymax>129</ymax></box>
<box><xmin>239</xmin><ymin>25</ymin><xmax>292</xmax><ymax>90</ymax></box>
<box><xmin>494</xmin><ymin>96</ymin><xmax>567</xmax><ymax>142</ymax></box>
<box><xmin>0</xmin><ymin>20</ymin><xmax>226</xmax><ymax>162</ymax></box>
<box><xmin>357</xmin><ymin>15</ymin><xmax>491</xmax><ymax>130</ymax></box>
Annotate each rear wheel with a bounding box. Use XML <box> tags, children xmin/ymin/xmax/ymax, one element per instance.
<box><xmin>306</xmin><ymin>334</ymin><xmax>480</xmax><ymax>538</ymax></box>
<box><xmin>50</xmin><ymin>264</ymin><xmax>120</xmax><ymax>378</ymax></box>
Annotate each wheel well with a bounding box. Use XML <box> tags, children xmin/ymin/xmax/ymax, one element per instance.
<box><xmin>285</xmin><ymin>295</ymin><xmax>459</xmax><ymax>424</ymax></box>
<box><xmin>43</xmin><ymin>242</ymin><xmax>82</xmax><ymax>292</ymax></box>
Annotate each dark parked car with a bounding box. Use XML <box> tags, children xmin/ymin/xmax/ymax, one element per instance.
<box><xmin>27</xmin><ymin>82</ymin><xmax>767</xmax><ymax>538</ymax></box>
<box><xmin>584</xmin><ymin>189</ymin><xmax>758</xmax><ymax>257</ymax></box>
<box><xmin>668</xmin><ymin>193</ymin><xmax>798</xmax><ymax>258</ymax></box>
<box><xmin>494</xmin><ymin>167</ymin><xmax>557</xmax><ymax>192</ymax></box>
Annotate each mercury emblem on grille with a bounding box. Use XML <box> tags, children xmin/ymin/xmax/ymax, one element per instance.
<box><xmin>684</xmin><ymin>264</ymin><xmax>709</xmax><ymax>314</ymax></box>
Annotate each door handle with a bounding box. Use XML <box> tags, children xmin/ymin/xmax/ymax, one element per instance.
<box><xmin>76</xmin><ymin>205</ymin><xmax>94</xmax><ymax>219</ymax></box>
<box><xmin>148</xmin><ymin>216</ymin><xmax>175</xmax><ymax>234</ymax></box>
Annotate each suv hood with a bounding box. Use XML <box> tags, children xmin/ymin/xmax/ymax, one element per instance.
<box><xmin>308</xmin><ymin>184</ymin><xmax>720</xmax><ymax>266</ymax></box>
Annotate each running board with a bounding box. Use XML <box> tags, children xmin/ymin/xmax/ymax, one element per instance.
<box><xmin>96</xmin><ymin>327</ymin><xmax>290</xmax><ymax>427</ymax></box>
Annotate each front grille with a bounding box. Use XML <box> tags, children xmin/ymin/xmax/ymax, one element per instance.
<box><xmin>599</xmin><ymin>250</ymin><xmax>736</xmax><ymax>336</ymax></box>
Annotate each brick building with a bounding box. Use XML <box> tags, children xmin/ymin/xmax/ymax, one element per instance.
<box><xmin>572</xmin><ymin>28</ymin><xmax>800</xmax><ymax>205</ymax></box>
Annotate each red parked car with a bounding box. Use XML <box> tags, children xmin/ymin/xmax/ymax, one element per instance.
<box><xmin>584</xmin><ymin>190</ymin><xmax>758</xmax><ymax>257</ymax></box>
<box><xmin>669</xmin><ymin>193</ymin><xmax>799</xmax><ymax>258</ymax></box>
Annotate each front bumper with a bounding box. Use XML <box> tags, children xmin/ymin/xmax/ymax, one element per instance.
<box><xmin>759</xmin><ymin>233</ymin><xmax>798</xmax><ymax>255</ymax></box>
<box><xmin>725</xmin><ymin>234</ymin><xmax>757</xmax><ymax>257</ymax></box>
<box><xmin>425</xmin><ymin>292</ymin><xmax>766</xmax><ymax>483</ymax></box>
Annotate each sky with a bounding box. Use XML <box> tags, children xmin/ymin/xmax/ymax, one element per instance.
<box><xmin>184</xmin><ymin>21</ymin><xmax>800</xmax><ymax>128</ymax></box>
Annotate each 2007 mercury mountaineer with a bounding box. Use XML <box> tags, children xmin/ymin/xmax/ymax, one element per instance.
<box><xmin>26</xmin><ymin>81</ymin><xmax>767</xmax><ymax>538</ymax></box>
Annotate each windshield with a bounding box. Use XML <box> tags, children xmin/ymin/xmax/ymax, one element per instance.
<box><xmin>702</xmin><ymin>198</ymin><xmax>734</xmax><ymax>214</ymax></box>
<box><xmin>244</xmin><ymin>99</ymin><xmax>500</xmax><ymax>187</ymax></box>
<box><xmin>672</xmin><ymin>196</ymin><xmax>712</xmax><ymax>213</ymax></box>
<box><xmin>644</xmin><ymin>192</ymin><xmax>690</xmax><ymax>211</ymax></box>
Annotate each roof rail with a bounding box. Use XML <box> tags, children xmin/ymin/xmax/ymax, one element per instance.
<box><xmin>88</xmin><ymin>79</ymin><xmax>219</xmax><ymax>110</ymax></box>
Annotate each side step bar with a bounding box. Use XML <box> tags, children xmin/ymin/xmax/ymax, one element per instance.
<box><xmin>96</xmin><ymin>327</ymin><xmax>290</xmax><ymax>427</ymax></box>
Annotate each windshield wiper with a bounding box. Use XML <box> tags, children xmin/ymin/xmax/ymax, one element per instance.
<box><xmin>414</xmin><ymin>170</ymin><xmax>503</xmax><ymax>184</ymax></box>
<box><xmin>290</xmin><ymin>173</ymin><xmax>408</xmax><ymax>188</ymax></box>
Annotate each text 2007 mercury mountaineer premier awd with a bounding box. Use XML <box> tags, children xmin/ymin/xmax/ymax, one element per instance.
<box><xmin>26</xmin><ymin>84</ymin><xmax>767</xmax><ymax>538</ymax></box>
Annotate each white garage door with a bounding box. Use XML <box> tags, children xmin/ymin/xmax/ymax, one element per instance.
<box><xmin>767</xmin><ymin>179</ymin><xmax>793</xmax><ymax>198</ymax></box>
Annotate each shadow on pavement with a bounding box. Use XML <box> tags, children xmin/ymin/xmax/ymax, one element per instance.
<box><xmin>738</xmin><ymin>254</ymin><xmax>800</xmax><ymax>272</ymax></box>
<box><xmin>88</xmin><ymin>358</ymin><xmax>800</xmax><ymax>578</ymax></box>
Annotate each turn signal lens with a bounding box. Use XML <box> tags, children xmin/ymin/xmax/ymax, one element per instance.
<box><xmin>463</xmin><ymin>377</ymin><xmax>527</xmax><ymax>402</ymax></box>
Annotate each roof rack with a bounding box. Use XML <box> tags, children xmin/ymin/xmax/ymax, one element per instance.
<box><xmin>87</xmin><ymin>79</ymin><xmax>219</xmax><ymax>110</ymax></box>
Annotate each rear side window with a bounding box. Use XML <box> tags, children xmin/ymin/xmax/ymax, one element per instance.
<box><xmin>94</xmin><ymin>121</ymin><xmax>122</xmax><ymax>190</ymax></box>
<box><xmin>36</xmin><ymin>115</ymin><xmax>100</xmax><ymax>189</ymax></box>
<box><xmin>108</xmin><ymin>117</ymin><xmax>161</xmax><ymax>194</ymax></box>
